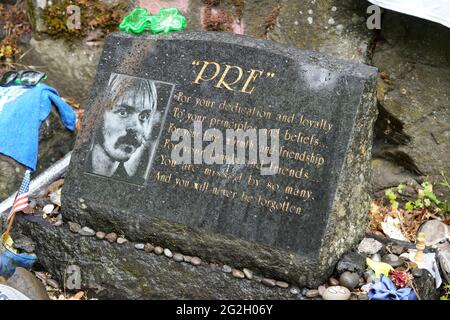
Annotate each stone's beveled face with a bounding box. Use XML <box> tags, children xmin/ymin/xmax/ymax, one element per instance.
<box><xmin>101</xmin><ymin>86</ymin><xmax>155</xmax><ymax>161</ymax></box>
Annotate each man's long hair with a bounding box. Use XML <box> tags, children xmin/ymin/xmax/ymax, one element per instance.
<box><xmin>94</xmin><ymin>73</ymin><xmax>158</xmax><ymax>146</ymax></box>
<box><xmin>106</xmin><ymin>73</ymin><xmax>158</xmax><ymax>113</ymax></box>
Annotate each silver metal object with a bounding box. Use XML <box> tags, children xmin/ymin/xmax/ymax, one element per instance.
<box><xmin>0</xmin><ymin>152</ymin><xmax>72</xmax><ymax>216</ymax></box>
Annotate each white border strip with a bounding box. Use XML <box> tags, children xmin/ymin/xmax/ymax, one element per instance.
<box><xmin>368</xmin><ymin>0</ymin><xmax>450</xmax><ymax>28</ymax></box>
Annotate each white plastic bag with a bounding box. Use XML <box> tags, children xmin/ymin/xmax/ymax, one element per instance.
<box><xmin>0</xmin><ymin>284</ymin><xmax>30</xmax><ymax>300</ymax></box>
<box><xmin>368</xmin><ymin>0</ymin><xmax>450</xmax><ymax>28</ymax></box>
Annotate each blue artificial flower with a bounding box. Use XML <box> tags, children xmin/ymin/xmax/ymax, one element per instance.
<box><xmin>368</xmin><ymin>275</ymin><xmax>417</xmax><ymax>300</ymax></box>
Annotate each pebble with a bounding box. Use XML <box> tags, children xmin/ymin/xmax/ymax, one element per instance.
<box><xmin>222</xmin><ymin>265</ymin><xmax>232</xmax><ymax>273</ymax></box>
<box><xmin>232</xmin><ymin>269</ymin><xmax>245</xmax><ymax>279</ymax></box>
<box><xmin>46</xmin><ymin>279</ymin><xmax>59</xmax><ymax>289</ymax></box>
<box><xmin>261</xmin><ymin>278</ymin><xmax>276</xmax><ymax>287</ymax></box>
<box><xmin>243</xmin><ymin>268</ymin><xmax>253</xmax><ymax>280</ymax></box>
<box><xmin>154</xmin><ymin>246</ymin><xmax>163</xmax><ymax>255</ymax></box>
<box><xmin>134</xmin><ymin>243</ymin><xmax>145</xmax><ymax>250</ymax></box>
<box><xmin>68</xmin><ymin>222</ymin><xmax>81</xmax><ymax>233</ymax></box>
<box><xmin>322</xmin><ymin>286</ymin><xmax>351</xmax><ymax>300</ymax></box>
<box><xmin>6</xmin><ymin>268</ymin><xmax>49</xmax><ymax>300</ymax></box>
<box><xmin>183</xmin><ymin>256</ymin><xmax>192</xmax><ymax>263</ymax></box>
<box><xmin>336</xmin><ymin>252</ymin><xmax>365</xmax><ymax>274</ymax></box>
<box><xmin>164</xmin><ymin>248</ymin><xmax>173</xmax><ymax>258</ymax></box>
<box><xmin>382</xmin><ymin>254</ymin><xmax>403</xmax><ymax>267</ymax></box>
<box><xmin>144</xmin><ymin>243</ymin><xmax>154</xmax><ymax>253</ymax></box>
<box><xmin>412</xmin><ymin>268</ymin><xmax>423</xmax><ymax>278</ymax></box>
<box><xmin>318</xmin><ymin>285</ymin><xmax>327</xmax><ymax>296</ymax></box>
<box><xmin>290</xmin><ymin>287</ymin><xmax>300</xmax><ymax>295</ymax></box>
<box><xmin>96</xmin><ymin>231</ymin><xmax>105</xmax><ymax>240</ymax></box>
<box><xmin>357</xmin><ymin>238</ymin><xmax>383</xmax><ymax>255</ymax></box>
<box><xmin>371</xmin><ymin>253</ymin><xmax>382</xmax><ymax>262</ymax></box>
<box><xmin>173</xmin><ymin>253</ymin><xmax>184</xmax><ymax>262</ymax></box>
<box><xmin>391</xmin><ymin>245</ymin><xmax>405</xmax><ymax>255</ymax></box>
<box><xmin>78</xmin><ymin>227</ymin><xmax>95</xmax><ymax>237</ymax></box>
<box><xmin>328</xmin><ymin>277</ymin><xmax>339</xmax><ymax>286</ymax></box>
<box><xmin>358</xmin><ymin>277</ymin><xmax>365</xmax><ymax>287</ymax></box>
<box><xmin>359</xmin><ymin>294</ymin><xmax>370</xmax><ymax>301</ymax></box>
<box><xmin>418</xmin><ymin>220</ymin><xmax>449</xmax><ymax>246</ymax></box>
<box><xmin>339</xmin><ymin>271</ymin><xmax>360</xmax><ymax>290</ymax></box>
<box><xmin>276</xmin><ymin>281</ymin><xmax>289</xmax><ymax>289</ymax></box>
<box><xmin>49</xmin><ymin>193</ymin><xmax>61</xmax><ymax>207</ymax></box>
<box><xmin>360</xmin><ymin>283</ymin><xmax>373</xmax><ymax>293</ymax></box>
<box><xmin>305</xmin><ymin>289</ymin><xmax>319</xmax><ymax>298</ymax></box>
<box><xmin>191</xmin><ymin>257</ymin><xmax>202</xmax><ymax>266</ymax></box>
<box><xmin>53</xmin><ymin>220</ymin><xmax>63</xmax><ymax>227</ymax></box>
<box><xmin>116</xmin><ymin>237</ymin><xmax>127</xmax><ymax>244</ymax></box>
<box><xmin>105</xmin><ymin>233</ymin><xmax>117</xmax><ymax>243</ymax></box>
<box><xmin>364</xmin><ymin>269</ymin><xmax>377</xmax><ymax>283</ymax></box>
<box><xmin>42</xmin><ymin>204</ymin><xmax>55</xmax><ymax>215</ymax></box>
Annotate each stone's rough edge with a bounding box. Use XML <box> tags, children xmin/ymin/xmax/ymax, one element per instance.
<box><xmin>13</xmin><ymin>216</ymin><xmax>297</xmax><ymax>300</ymax></box>
<box><xmin>318</xmin><ymin>72</ymin><xmax>378</xmax><ymax>283</ymax></box>
<box><xmin>113</xmin><ymin>31</ymin><xmax>378</xmax><ymax>77</ymax></box>
<box><xmin>62</xmin><ymin>198</ymin><xmax>319</xmax><ymax>287</ymax></box>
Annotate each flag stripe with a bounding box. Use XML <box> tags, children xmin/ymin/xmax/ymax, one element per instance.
<box><xmin>9</xmin><ymin>170</ymin><xmax>31</xmax><ymax>217</ymax></box>
<box><xmin>13</xmin><ymin>198</ymin><xmax>28</xmax><ymax>207</ymax></box>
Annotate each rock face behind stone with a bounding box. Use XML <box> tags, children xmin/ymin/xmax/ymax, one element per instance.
<box><xmin>14</xmin><ymin>216</ymin><xmax>295</xmax><ymax>300</ymax></box>
<box><xmin>267</xmin><ymin>0</ymin><xmax>372</xmax><ymax>63</ymax></box>
<box><xmin>20</xmin><ymin>38</ymin><xmax>103</xmax><ymax>104</ymax></box>
<box><xmin>372</xmin><ymin>11</ymin><xmax>450</xmax><ymax>194</ymax></box>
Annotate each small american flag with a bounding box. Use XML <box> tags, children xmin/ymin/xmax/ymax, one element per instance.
<box><xmin>8</xmin><ymin>170</ymin><xmax>31</xmax><ymax>220</ymax></box>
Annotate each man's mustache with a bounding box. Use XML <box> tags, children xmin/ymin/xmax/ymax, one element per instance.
<box><xmin>114</xmin><ymin>131</ymin><xmax>142</xmax><ymax>149</ymax></box>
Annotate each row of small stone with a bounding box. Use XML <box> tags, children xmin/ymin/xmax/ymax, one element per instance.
<box><xmin>65</xmin><ymin>221</ymin><xmax>292</xmax><ymax>292</ymax></box>
<box><xmin>133</xmin><ymin>243</ymin><xmax>291</xmax><ymax>290</ymax></box>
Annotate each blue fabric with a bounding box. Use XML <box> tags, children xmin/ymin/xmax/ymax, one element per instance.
<box><xmin>0</xmin><ymin>84</ymin><xmax>76</xmax><ymax>171</ymax></box>
<box><xmin>369</xmin><ymin>275</ymin><xmax>417</xmax><ymax>300</ymax></box>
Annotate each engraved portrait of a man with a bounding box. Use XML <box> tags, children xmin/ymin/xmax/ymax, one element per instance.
<box><xmin>86</xmin><ymin>73</ymin><xmax>166</xmax><ymax>185</ymax></box>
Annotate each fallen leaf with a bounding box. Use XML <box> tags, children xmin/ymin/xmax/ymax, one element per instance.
<box><xmin>381</xmin><ymin>216</ymin><xmax>409</xmax><ymax>242</ymax></box>
<box><xmin>22</xmin><ymin>205</ymin><xmax>35</xmax><ymax>214</ymax></box>
<box><xmin>69</xmin><ymin>291</ymin><xmax>85</xmax><ymax>300</ymax></box>
<box><xmin>45</xmin><ymin>179</ymin><xmax>65</xmax><ymax>195</ymax></box>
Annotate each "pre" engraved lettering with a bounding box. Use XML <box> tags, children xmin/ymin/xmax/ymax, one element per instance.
<box><xmin>192</xmin><ymin>60</ymin><xmax>275</xmax><ymax>95</ymax></box>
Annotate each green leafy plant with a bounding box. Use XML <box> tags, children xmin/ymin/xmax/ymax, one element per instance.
<box><xmin>440</xmin><ymin>284</ymin><xmax>450</xmax><ymax>300</ymax></box>
<box><xmin>385</xmin><ymin>188</ymin><xmax>399</xmax><ymax>210</ymax></box>
<box><xmin>438</xmin><ymin>171</ymin><xmax>450</xmax><ymax>190</ymax></box>
<box><xmin>403</xmin><ymin>180</ymin><xmax>450</xmax><ymax>217</ymax></box>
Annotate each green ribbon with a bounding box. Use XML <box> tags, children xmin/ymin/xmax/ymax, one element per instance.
<box><xmin>119</xmin><ymin>7</ymin><xmax>187</xmax><ymax>34</ymax></box>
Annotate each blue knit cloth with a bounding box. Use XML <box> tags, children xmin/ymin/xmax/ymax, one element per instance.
<box><xmin>0</xmin><ymin>84</ymin><xmax>76</xmax><ymax>171</ymax></box>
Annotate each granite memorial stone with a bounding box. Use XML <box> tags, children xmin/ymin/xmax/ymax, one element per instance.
<box><xmin>62</xmin><ymin>32</ymin><xmax>378</xmax><ymax>287</ymax></box>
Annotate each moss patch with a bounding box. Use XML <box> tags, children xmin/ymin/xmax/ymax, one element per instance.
<box><xmin>0</xmin><ymin>1</ymin><xmax>31</xmax><ymax>71</ymax></box>
<box><xmin>41</xmin><ymin>0</ymin><xmax>130</xmax><ymax>40</ymax></box>
<box><xmin>201</xmin><ymin>0</ymin><xmax>245</xmax><ymax>32</ymax></box>
<box><xmin>263</xmin><ymin>4</ymin><xmax>281</xmax><ymax>36</ymax></box>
